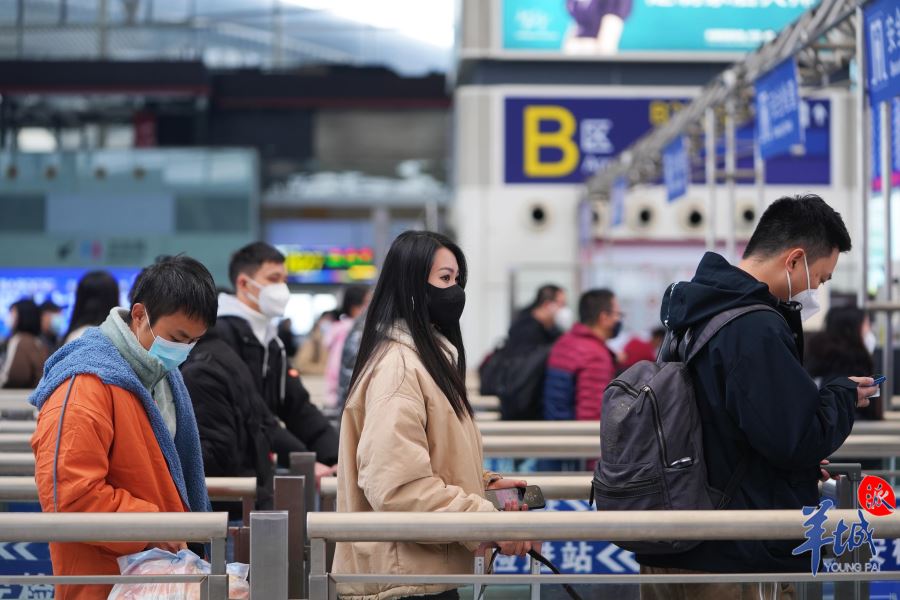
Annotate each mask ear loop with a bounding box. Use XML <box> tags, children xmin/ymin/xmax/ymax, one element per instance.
<box><xmin>803</xmin><ymin>253</ymin><xmax>812</xmax><ymax>293</ymax></box>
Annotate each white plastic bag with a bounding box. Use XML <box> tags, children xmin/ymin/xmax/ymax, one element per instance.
<box><xmin>107</xmin><ymin>548</ymin><xmax>249</xmax><ymax>600</ymax></box>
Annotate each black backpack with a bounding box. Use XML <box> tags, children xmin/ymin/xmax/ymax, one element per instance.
<box><xmin>591</xmin><ymin>304</ymin><xmax>779</xmax><ymax>554</ymax></box>
<box><xmin>480</xmin><ymin>342</ymin><xmax>551</xmax><ymax>421</ymax></box>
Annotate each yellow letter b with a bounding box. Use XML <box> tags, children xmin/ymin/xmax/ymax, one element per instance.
<box><xmin>524</xmin><ymin>106</ymin><xmax>579</xmax><ymax>178</ymax></box>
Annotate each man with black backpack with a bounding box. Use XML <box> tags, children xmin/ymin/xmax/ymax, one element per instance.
<box><xmin>600</xmin><ymin>195</ymin><xmax>877</xmax><ymax>599</ymax></box>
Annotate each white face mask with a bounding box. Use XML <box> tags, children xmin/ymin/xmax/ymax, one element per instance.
<box><xmin>864</xmin><ymin>330</ymin><xmax>877</xmax><ymax>354</ymax></box>
<box><xmin>786</xmin><ymin>253</ymin><xmax>821</xmax><ymax>322</ymax></box>
<box><xmin>554</xmin><ymin>305</ymin><xmax>575</xmax><ymax>331</ymax></box>
<box><xmin>247</xmin><ymin>279</ymin><xmax>290</xmax><ymax>319</ymax></box>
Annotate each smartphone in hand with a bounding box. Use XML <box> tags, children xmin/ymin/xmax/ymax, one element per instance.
<box><xmin>485</xmin><ymin>485</ymin><xmax>546</xmax><ymax>510</ymax></box>
<box><xmin>869</xmin><ymin>375</ymin><xmax>886</xmax><ymax>398</ymax></box>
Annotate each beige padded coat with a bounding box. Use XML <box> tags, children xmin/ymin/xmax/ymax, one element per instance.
<box><xmin>333</xmin><ymin>323</ymin><xmax>498</xmax><ymax>600</ymax></box>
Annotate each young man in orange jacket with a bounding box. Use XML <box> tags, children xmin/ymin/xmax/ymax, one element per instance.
<box><xmin>30</xmin><ymin>256</ymin><xmax>216</xmax><ymax>600</ymax></box>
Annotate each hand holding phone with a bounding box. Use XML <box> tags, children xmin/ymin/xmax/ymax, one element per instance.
<box><xmin>485</xmin><ymin>485</ymin><xmax>546</xmax><ymax>511</ymax></box>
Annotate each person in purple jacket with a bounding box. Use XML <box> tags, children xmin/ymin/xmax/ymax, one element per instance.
<box><xmin>564</xmin><ymin>0</ymin><xmax>633</xmax><ymax>55</ymax></box>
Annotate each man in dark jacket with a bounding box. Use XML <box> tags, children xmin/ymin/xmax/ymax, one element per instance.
<box><xmin>486</xmin><ymin>284</ymin><xmax>569</xmax><ymax>420</ymax></box>
<box><xmin>181</xmin><ymin>242</ymin><xmax>339</xmax><ymax>509</ymax></box>
<box><xmin>639</xmin><ymin>194</ymin><xmax>877</xmax><ymax>598</ymax></box>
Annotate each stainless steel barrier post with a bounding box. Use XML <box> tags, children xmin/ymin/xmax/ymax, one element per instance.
<box><xmin>529</xmin><ymin>552</ymin><xmax>541</xmax><ymax>600</ymax></box>
<box><xmin>290</xmin><ymin>451</ymin><xmax>317</xmax><ymax>595</ymax></box>
<box><xmin>309</xmin><ymin>537</ymin><xmax>332</xmax><ymax>600</ymax></box>
<box><xmin>250</xmin><ymin>511</ymin><xmax>289</xmax><ymax>600</ymax></box>
<box><xmin>827</xmin><ymin>463</ymin><xmax>866</xmax><ymax>600</ymax></box>
<box><xmin>208</xmin><ymin>531</ymin><xmax>228</xmax><ymax>600</ymax></box>
<box><xmin>472</xmin><ymin>549</ymin><xmax>486</xmax><ymax>600</ymax></box>
<box><xmin>290</xmin><ymin>451</ymin><xmax>317</xmax><ymax>513</ymax></box>
<box><xmin>275</xmin><ymin>475</ymin><xmax>306</xmax><ymax>599</ymax></box>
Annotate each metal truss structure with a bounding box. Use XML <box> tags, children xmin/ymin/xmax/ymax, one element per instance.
<box><xmin>587</xmin><ymin>0</ymin><xmax>863</xmax><ymax>195</ymax></box>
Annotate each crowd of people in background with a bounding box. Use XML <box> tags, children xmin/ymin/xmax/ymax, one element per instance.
<box><xmin>0</xmin><ymin>195</ymin><xmax>888</xmax><ymax>600</ymax></box>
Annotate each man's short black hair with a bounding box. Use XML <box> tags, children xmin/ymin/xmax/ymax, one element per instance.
<box><xmin>529</xmin><ymin>284</ymin><xmax>563</xmax><ymax>310</ymax></box>
<box><xmin>742</xmin><ymin>194</ymin><xmax>851</xmax><ymax>261</ymax></box>
<box><xmin>579</xmin><ymin>289</ymin><xmax>615</xmax><ymax>325</ymax></box>
<box><xmin>228</xmin><ymin>242</ymin><xmax>285</xmax><ymax>287</ymax></box>
<box><xmin>130</xmin><ymin>255</ymin><xmax>217</xmax><ymax>327</ymax></box>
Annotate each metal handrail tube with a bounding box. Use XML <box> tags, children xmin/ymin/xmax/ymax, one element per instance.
<box><xmin>308</xmin><ymin>510</ymin><xmax>900</xmax><ymax>543</ymax></box>
<box><xmin>478</xmin><ymin>434</ymin><xmax>900</xmax><ymax>459</ymax></box>
<box><xmin>0</xmin><ymin>421</ymin><xmax>36</xmax><ymax>432</ymax></box>
<box><xmin>5</xmin><ymin>418</ymin><xmax>899</xmax><ymax>435</ymax></box>
<box><xmin>0</xmin><ymin>476</ymin><xmax>256</xmax><ymax>502</ymax></box>
<box><xmin>0</xmin><ymin>452</ymin><xmax>34</xmax><ymax>475</ymax></box>
<box><xmin>469</xmin><ymin>396</ymin><xmax>499</xmax><ymax>410</ymax></box>
<box><xmin>0</xmin><ymin>512</ymin><xmax>228</xmax><ymax>542</ymax></box>
<box><xmin>479</xmin><ymin>420</ymin><xmax>899</xmax><ymax>436</ymax></box>
<box><xmin>0</xmin><ymin>432</ymin><xmax>33</xmax><ymax>452</ymax></box>
<box><xmin>318</xmin><ymin>475</ymin><xmax>592</xmax><ymax>502</ymax></box>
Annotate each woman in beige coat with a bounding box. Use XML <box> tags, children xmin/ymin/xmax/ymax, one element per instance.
<box><xmin>334</xmin><ymin>231</ymin><xmax>534</xmax><ymax>600</ymax></box>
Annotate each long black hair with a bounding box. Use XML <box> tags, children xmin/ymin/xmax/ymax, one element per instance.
<box><xmin>349</xmin><ymin>231</ymin><xmax>472</xmax><ymax>418</ymax></box>
<box><xmin>65</xmin><ymin>271</ymin><xmax>120</xmax><ymax>340</ymax></box>
<box><xmin>11</xmin><ymin>299</ymin><xmax>41</xmax><ymax>336</ymax></box>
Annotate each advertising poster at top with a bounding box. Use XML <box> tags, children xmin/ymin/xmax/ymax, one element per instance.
<box><xmin>502</xmin><ymin>0</ymin><xmax>818</xmax><ymax>56</ymax></box>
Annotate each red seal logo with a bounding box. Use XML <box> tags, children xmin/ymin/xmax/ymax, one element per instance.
<box><xmin>858</xmin><ymin>475</ymin><xmax>896</xmax><ymax>517</ymax></box>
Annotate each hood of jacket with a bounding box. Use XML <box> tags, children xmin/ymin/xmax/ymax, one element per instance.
<box><xmin>29</xmin><ymin>328</ymin><xmax>210</xmax><ymax>513</ymax></box>
<box><xmin>661</xmin><ymin>252</ymin><xmax>783</xmax><ymax>333</ymax></box>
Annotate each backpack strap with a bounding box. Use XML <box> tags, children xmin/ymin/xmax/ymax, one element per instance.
<box><xmin>716</xmin><ymin>454</ymin><xmax>750</xmax><ymax>509</ymax></box>
<box><xmin>683</xmin><ymin>304</ymin><xmax>782</xmax><ymax>364</ymax></box>
<box><xmin>679</xmin><ymin>304</ymin><xmax>782</xmax><ymax>508</ymax></box>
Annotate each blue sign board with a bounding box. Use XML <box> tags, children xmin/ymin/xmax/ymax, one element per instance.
<box><xmin>663</xmin><ymin>137</ymin><xmax>689</xmax><ymax>202</ymax></box>
<box><xmin>505</xmin><ymin>97</ymin><xmax>689</xmax><ymax>184</ymax></box>
<box><xmin>505</xmin><ymin>96</ymin><xmax>830</xmax><ymax>186</ymax></box>
<box><xmin>502</xmin><ymin>0</ymin><xmax>818</xmax><ymax>55</ymax></box>
<box><xmin>611</xmin><ymin>178</ymin><xmax>627</xmax><ymax>227</ymax></box>
<box><xmin>865</xmin><ymin>0</ymin><xmax>900</xmax><ymax>107</ymax></box>
<box><xmin>872</xmin><ymin>96</ymin><xmax>900</xmax><ymax>192</ymax></box>
<box><xmin>0</xmin><ymin>268</ymin><xmax>139</xmax><ymax>339</ymax></box>
<box><xmin>755</xmin><ymin>59</ymin><xmax>804</xmax><ymax>159</ymax></box>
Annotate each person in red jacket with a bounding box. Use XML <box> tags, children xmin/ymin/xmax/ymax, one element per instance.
<box><xmin>543</xmin><ymin>289</ymin><xmax>621</xmax><ymax>422</ymax></box>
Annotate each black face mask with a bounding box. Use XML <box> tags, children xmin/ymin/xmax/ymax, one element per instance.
<box><xmin>611</xmin><ymin>320</ymin><xmax>623</xmax><ymax>339</ymax></box>
<box><xmin>426</xmin><ymin>283</ymin><xmax>466</xmax><ymax>330</ymax></box>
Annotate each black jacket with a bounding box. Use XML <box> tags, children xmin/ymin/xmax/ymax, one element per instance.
<box><xmin>182</xmin><ymin>316</ymin><xmax>339</xmax><ymax>506</ymax></box>
<box><xmin>639</xmin><ymin>252</ymin><xmax>858</xmax><ymax>573</ymax></box>
<box><xmin>181</xmin><ymin>333</ymin><xmax>275</xmax><ymax>510</ymax></box>
<box><xmin>487</xmin><ymin>313</ymin><xmax>561</xmax><ymax>420</ymax></box>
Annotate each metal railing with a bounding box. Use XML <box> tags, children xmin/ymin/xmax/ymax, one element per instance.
<box><xmin>318</xmin><ymin>475</ymin><xmax>592</xmax><ymax>505</ymax></box>
<box><xmin>0</xmin><ymin>512</ymin><xmax>230</xmax><ymax>599</ymax></box>
<box><xmin>307</xmin><ymin>510</ymin><xmax>900</xmax><ymax>600</ymax></box>
<box><xmin>6</xmin><ymin>416</ymin><xmax>899</xmax><ymax>436</ymax></box>
<box><xmin>477</xmin><ymin>420</ymin><xmax>900</xmax><ymax>436</ymax></box>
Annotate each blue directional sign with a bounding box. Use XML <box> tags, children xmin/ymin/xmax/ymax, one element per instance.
<box><xmin>662</xmin><ymin>137</ymin><xmax>689</xmax><ymax>202</ymax></box>
<box><xmin>865</xmin><ymin>0</ymin><xmax>900</xmax><ymax>107</ymax></box>
<box><xmin>755</xmin><ymin>58</ymin><xmax>804</xmax><ymax>159</ymax></box>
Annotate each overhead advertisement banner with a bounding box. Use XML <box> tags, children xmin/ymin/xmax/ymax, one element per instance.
<box><xmin>501</xmin><ymin>0</ymin><xmax>817</xmax><ymax>56</ymax></box>
<box><xmin>864</xmin><ymin>0</ymin><xmax>900</xmax><ymax>107</ymax></box>
<box><xmin>662</xmin><ymin>136</ymin><xmax>689</xmax><ymax>202</ymax></box>
<box><xmin>755</xmin><ymin>58</ymin><xmax>804</xmax><ymax>159</ymax></box>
